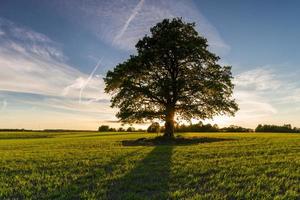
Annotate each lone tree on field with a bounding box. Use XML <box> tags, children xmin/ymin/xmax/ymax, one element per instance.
<box><xmin>104</xmin><ymin>18</ymin><xmax>238</xmax><ymax>138</ymax></box>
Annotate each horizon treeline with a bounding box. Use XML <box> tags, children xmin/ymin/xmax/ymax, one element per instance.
<box><xmin>255</xmin><ymin>124</ymin><xmax>300</xmax><ymax>133</ymax></box>
<box><xmin>1</xmin><ymin>123</ymin><xmax>300</xmax><ymax>133</ymax></box>
<box><xmin>97</xmin><ymin>122</ymin><xmax>300</xmax><ymax>133</ymax></box>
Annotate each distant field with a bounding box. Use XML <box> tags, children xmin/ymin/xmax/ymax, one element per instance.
<box><xmin>0</xmin><ymin>131</ymin><xmax>299</xmax><ymax>199</ymax></box>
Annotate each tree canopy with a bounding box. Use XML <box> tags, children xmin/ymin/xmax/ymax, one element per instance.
<box><xmin>104</xmin><ymin>18</ymin><xmax>238</xmax><ymax>137</ymax></box>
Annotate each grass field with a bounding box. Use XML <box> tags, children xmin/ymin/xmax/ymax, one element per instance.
<box><xmin>0</xmin><ymin>131</ymin><xmax>299</xmax><ymax>199</ymax></box>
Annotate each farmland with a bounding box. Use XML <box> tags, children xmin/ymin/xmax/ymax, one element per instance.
<box><xmin>0</xmin><ymin>131</ymin><xmax>299</xmax><ymax>199</ymax></box>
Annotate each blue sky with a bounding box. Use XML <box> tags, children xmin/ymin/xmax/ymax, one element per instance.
<box><xmin>0</xmin><ymin>0</ymin><xmax>300</xmax><ymax>130</ymax></box>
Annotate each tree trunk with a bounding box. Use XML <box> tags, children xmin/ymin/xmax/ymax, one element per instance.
<box><xmin>164</xmin><ymin>108</ymin><xmax>175</xmax><ymax>138</ymax></box>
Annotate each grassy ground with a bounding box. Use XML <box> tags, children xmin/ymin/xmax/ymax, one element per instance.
<box><xmin>0</xmin><ymin>131</ymin><xmax>299</xmax><ymax>199</ymax></box>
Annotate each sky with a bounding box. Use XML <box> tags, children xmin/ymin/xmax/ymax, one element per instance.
<box><xmin>0</xmin><ymin>0</ymin><xmax>300</xmax><ymax>130</ymax></box>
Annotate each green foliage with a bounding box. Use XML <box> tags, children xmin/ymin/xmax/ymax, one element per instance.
<box><xmin>118</xmin><ymin>127</ymin><xmax>125</xmax><ymax>132</ymax></box>
<box><xmin>126</xmin><ymin>127</ymin><xmax>135</xmax><ymax>132</ymax></box>
<box><xmin>175</xmin><ymin>122</ymin><xmax>219</xmax><ymax>132</ymax></box>
<box><xmin>0</xmin><ymin>131</ymin><xmax>299</xmax><ymax>199</ymax></box>
<box><xmin>221</xmin><ymin>125</ymin><xmax>253</xmax><ymax>132</ymax></box>
<box><xmin>256</xmin><ymin>124</ymin><xmax>300</xmax><ymax>133</ymax></box>
<box><xmin>98</xmin><ymin>125</ymin><xmax>110</xmax><ymax>132</ymax></box>
<box><xmin>174</xmin><ymin>122</ymin><xmax>253</xmax><ymax>133</ymax></box>
<box><xmin>109</xmin><ymin>128</ymin><xmax>117</xmax><ymax>132</ymax></box>
<box><xmin>105</xmin><ymin>18</ymin><xmax>238</xmax><ymax>136</ymax></box>
<box><xmin>147</xmin><ymin>122</ymin><xmax>160</xmax><ymax>133</ymax></box>
<box><xmin>99</xmin><ymin>125</ymin><xmax>140</xmax><ymax>132</ymax></box>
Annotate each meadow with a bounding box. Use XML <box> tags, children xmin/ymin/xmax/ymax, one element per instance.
<box><xmin>0</xmin><ymin>131</ymin><xmax>299</xmax><ymax>199</ymax></box>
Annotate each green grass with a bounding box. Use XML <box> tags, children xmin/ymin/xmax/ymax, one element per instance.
<box><xmin>0</xmin><ymin>131</ymin><xmax>299</xmax><ymax>199</ymax></box>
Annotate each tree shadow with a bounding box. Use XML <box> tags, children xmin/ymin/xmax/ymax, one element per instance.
<box><xmin>46</xmin><ymin>148</ymin><xmax>144</xmax><ymax>200</ymax></box>
<box><xmin>75</xmin><ymin>132</ymin><xmax>139</xmax><ymax>138</ymax></box>
<box><xmin>106</xmin><ymin>145</ymin><xmax>173</xmax><ymax>200</ymax></box>
<box><xmin>122</xmin><ymin>136</ymin><xmax>235</xmax><ymax>146</ymax></box>
<box><xmin>44</xmin><ymin>136</ymin><xmax>233</xmax><ymax>199</ymax></box>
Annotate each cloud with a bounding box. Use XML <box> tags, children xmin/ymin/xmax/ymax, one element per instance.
<box><xmin>0</xmin><ymin>99</ymin><xmax>7</xmax><ymax>111</ymax></box>
<box><xmin>0</xmin><ymin>18</ymin><xmax>64</xmax><ymax>61</ymax></box>
<box><xmin>233</xmin><ymin>68</ymin><xmax>280</xmax><ymax>116</ymax></box>
<box><xmin>0</xmin><ymin>18</ymin><xmax>150</xmax><ymax>130</ymax></box>
<box><xmin>212</xmin><ymin>92</ymin><xmax>278</xmax><ymax>127</ymax></box>
<box><xmin>14</xmin><ymin>95</ymin><xmax>113</xmax><ymax>115</ymax></box>
<box><xmin>233</xmin><ymin>91</ymin><xmax>277</xmax><ymax>117</ymax></box>
<box><xmin>234</xmin><ymin>67</ymin><xmax>300</xmax><ymax>106</ymax></box>
<box><xmin>206</xmin><ymin>68</ymin><xmax>281</xmax><ymax>127</ymax></box>
<box><xmin>53</xmin><ymin>0</ymin><xmax>229</xmax><ymax>54</ymax></box>
<box><xmin>0</xmin><ymin>17</ymin><xmax>113</xmax><ymax>124</ymax></box>
<box><xmin>0</xmin><ymin>45</ymin><xmax>107</xmax><ymax>101</ymax></box>
<box><xmin>234</xmin><ymin>68</ymin><xmax>281</xmax><ymax>91</ymax></box>
<box><xmin>0</xmin><ymin>18</ymin><xmax>108</xmax><ymax>102</ymax></box>
<box><xmin>208</xmin><ymin>66</ymin><xmax>300</xmax><ymax>128</ymax></box>
<box><xmin>284</xmin><ymin>89</ymin><xmax>300</xmax><ymax>102</ymax></box>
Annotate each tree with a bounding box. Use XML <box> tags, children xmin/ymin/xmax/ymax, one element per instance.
<box><xmin>109</xmin><ymin>128</ymin><xmax>117</xmax><ymax>132</ymax></box>
<box><xmin>147</xmin><ymin>122</ymin><xmax>160</xmax><ymax>133</ymax></box>
<box><xmin>255</xmin><ymin>124</ymin><xmax>300</xmax><ymax>133</ymax></box>
<box><xmin>118</xmin><ymin>127</ymin><xmax>125</xmax><ymax>132</ymax></box>
<box><xmin>222</xmin><ymin>125</ymin><xmax>253</xmax><ymax>132</ymax></box>
<box><xmin>104</xmin><ymin>18</ymin><xmax>238</xmax><ymax>138</ymax></box>
<box><xmin>126</xmin><ymin>127</ymin><xmax>135</xmax><ymax>132</ymax></box>
<box><xmin>98</xmin><ymin>125</ymin><xmax>109</xmax><ymax>132</ymax></box>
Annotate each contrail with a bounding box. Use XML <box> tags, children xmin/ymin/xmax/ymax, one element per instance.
<box><xmin>113</xmin><ymin>0</ymin><xmax>145</xmax><ymax>43</ymax></box>
<box><xmin>79</xmin><ymin>58</ymin><xmax>102</xmax><ymax>103</ymax></box>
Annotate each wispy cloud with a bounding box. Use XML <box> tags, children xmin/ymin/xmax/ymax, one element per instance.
<box><xmin>54</xmin><ymin>0</ymin><xmax>229</xmax><ymax>54</ymax></box>
<box><xmin>0</xmin><ymin>99</ymin><xmax>7</xmax><ymax>111</ymax></box>
<box><xmin>231</xmin><ymin>68</ymin><xmax>280</xmax><ymax>115</ymax></box>
<box><xmin>0</xmin><ymin>18</ymin><xmax>64</xmax><ymax>61</ymax></box>
<box><xmin>227</xmin><ymin>68</ymin><xmax>280</xmax><ymax>126</ymax></box>
<box><xmin>209</xmin><ymin>66</ymin><xmax>300</xmax><ymax>127</ymax></box>
<box><xmin>0</xmin><ymin>18</ymin><xmax>108</xmax><ymax>102</ymax></box>
<box><xmin>0</xmin><ymin>18</ymin><xmax>113</xmax><ymax>127</ymax></box>
<box><xmin>234</xmin><ymin>68</ymin><xmax>281</xmax><ymax>91</ymax></box>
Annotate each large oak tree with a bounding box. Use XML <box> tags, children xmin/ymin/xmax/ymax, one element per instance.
<box><xmin>104</xmin><ymin>18</ymin><xmax>238</xmax><ymax>138</ymax></box>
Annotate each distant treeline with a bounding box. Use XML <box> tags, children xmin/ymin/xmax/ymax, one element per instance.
<box><xmin>0</xmin><ymin>129</ymin><xmax>96</xmax><ymax>132</ymax></box>
<box><xmin>0</xmin><ymin>129</ymin><xmax>31</xmax><ymax>132</ymax></box>
<box><xmin>98</xmin><ymin>123</ymin><xmax>300</xmax><ymax>133</ymax></box>
<box><xmin>98</xmin><ymin>122</ymin><xmax>254</xmax><ymax>133</ymax></box>
<box><xmin>174</xmin><ymin>123</ymin><xmax>253</xmax><ymax>133</ymax></box>
<box><xmin>173</xmin><ymin>123</ymin><xmax>300</xmax><ymax>133</ymax></box>
<box><xmin>2</xmin><ymin>124</ymin><xmax>300</xmax><ymax>133</ymax></box>
<box><xmin>147</xmin><ymin>122</ymin><xmax>300</xmax><ymax>133</ymax></box>
<box><xmin>255</xmin><ymin>124</ymin><xmax>300</xmax><ymax>133</ymax></box>
<box><xmin>98</xmin><ymin>125</ymin><xmax>144</xmax><ymax>132</ymax></box>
